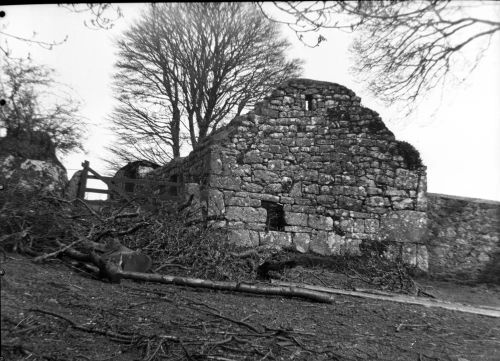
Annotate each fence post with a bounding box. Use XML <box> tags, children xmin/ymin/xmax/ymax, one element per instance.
<box><xmin>77</xmin><ymin>160</ymin><xmax>90</xmax><ymax>200</ymax></box>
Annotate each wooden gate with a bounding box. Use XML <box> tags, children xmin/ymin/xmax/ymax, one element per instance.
<box><xmin>76</xmin><ymin>160</ymin><xmax>181</xmax><ymax>202</ymax></box>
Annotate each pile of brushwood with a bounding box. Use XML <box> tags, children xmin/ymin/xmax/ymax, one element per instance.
<box><xmin>0</xmin><ymin>188</ymin><xmax>263</xmax><ymax>283</ymax></box>
<box><xmin>0</xmin><ymin>188</ymin><xmax>425</xmax><ymax>296</ymax></box>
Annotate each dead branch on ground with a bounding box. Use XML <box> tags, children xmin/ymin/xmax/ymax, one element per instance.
<box><xmin>119</xmin><ymin>270</ymin><xmax>336</xmax><ymax>303</ymax></box>
<box><xmin>32</xmin><ymin>240</ymin><xmax>79</xmax><ymax>263</ymax></box>
<box><xmin>59</xmin><ymin>242</ymin><xmax>336</xmax><ymax>303</ymax></box>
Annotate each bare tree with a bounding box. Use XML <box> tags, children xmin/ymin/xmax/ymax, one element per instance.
<box><xmin>110</xmin><ymin>2</ymin><xmax>303</xmax><ymax>163</ymax></box>
<box><xmin>259</xmin><ymin>1</ymin><xmax>500</xmax><ymax>113</ymax></box>
<box><xmin>0</xmin><ymin>55</ymin><xmax>85</xmax><ymax>154</ymax></box>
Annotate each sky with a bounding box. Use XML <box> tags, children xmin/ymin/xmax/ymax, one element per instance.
<box><xmin>1</xmin><ymin>3</ymin><xmax>500</xmax><ymax>201</ymax></box>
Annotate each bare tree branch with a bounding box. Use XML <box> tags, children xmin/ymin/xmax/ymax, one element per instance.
<box><xmin>0</xmin><ymin>4</ymin><xmax>122</xmax><ymax>55</ymax></box>
<box><xmin>259</xmin><ymin>1</ymin><xmax>500</xmax><ymax>113</ymax></box>
<box><xmin>58</xmin><ymin>3</ymin><xmax>123</xmax><ymax>30</ymax></box>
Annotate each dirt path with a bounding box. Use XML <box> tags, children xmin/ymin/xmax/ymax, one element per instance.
<box><xmin>271</xmin><ymin>281</ymin><xmax>500</xmax><ymax>317</ymax></box>
<box><xmin>2</xmin><ymin>255</ymin><xmax>499</xmax><ymax>361</ymax></box>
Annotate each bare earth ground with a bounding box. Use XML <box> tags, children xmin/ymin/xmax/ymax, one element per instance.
<box><xmin>1</xmin><ymin>255</ymin><xmax>499</xmax><ymax>361</ymax></box>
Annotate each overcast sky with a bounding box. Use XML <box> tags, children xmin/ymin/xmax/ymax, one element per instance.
<box><xmin>1</xmin><ymin>3</ymin><xmax>500</xmax><ymax>201</ymax></box>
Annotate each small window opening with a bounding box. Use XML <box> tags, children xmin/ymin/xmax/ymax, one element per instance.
<box><xmin>168</xmin><ymin>174</ymin><xmax>178</xmax><ymax>196</ymax></box>
<box><xmin>305</xmin><ymin>94</ymin><xmax>313</xmax><ymax>111</ymax></box>
<box><xmin>124</xmin><ymin>181</ymin><xmax>135</xmax><ymax>193</ymax></box>
<box><xmin>297</xmin><ymin>123</ymin><xmax>306</xmax><ymax>132</ymax></box>
<box><xmin>261</xmin><ymin>201</ymin><xmax>286</xmax><ymax>231</ymax></box>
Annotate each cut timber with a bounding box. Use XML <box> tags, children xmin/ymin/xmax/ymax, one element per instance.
<box><xmin>119</xmin><ymin>271</ymin><xmax>335</xmax><ymax>304</ymax></box>
<box><xmin>272</xmin><ymin>281</ymin><xmax>500</xmax><ymax>318</ymax></box>
<box><xmin>60</xmin><ymin>245</ymin><xmax>500</xmax><ymax>317</ymax></box>
<box><xmin>61</xmin><ymin>246</ymin><xmax>334</xmax><ymax>303</ymax></box>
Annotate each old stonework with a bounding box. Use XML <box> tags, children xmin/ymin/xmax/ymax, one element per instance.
<box><xmin>149</xmin><ymin>78</ymin><xmax>429</xmax><ymax>271</ymax></box>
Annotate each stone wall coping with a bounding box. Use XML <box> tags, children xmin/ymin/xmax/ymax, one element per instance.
<box><xmin>427</xmin><ymin>192</ymin><xmax>500</xmax><ymax>206</ymax></box>
<box><xmin>279</xmin><ymin>77</ymin><xmax>354</xmax><ymax>91</ymax></box>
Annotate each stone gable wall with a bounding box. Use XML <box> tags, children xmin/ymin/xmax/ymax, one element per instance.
<box><xmin>427</xmin><ymin>193</ymin><xmax>500</xmax><ymax>280</ymax></box>
<box><xmin>152</xmin><ymin>78</ymin><xmax>429</xmax><ymax>270</ymax></box>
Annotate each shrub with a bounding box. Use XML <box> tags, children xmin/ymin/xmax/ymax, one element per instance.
<box><xmin>393</xmin><ymin>140</ymin><xmax>423</xmax><ymax>170</ymax></box>
<box><xmin>367</xmin><ymin>118</ymin><xmax>386</xmax><ymax>133</ymax></box>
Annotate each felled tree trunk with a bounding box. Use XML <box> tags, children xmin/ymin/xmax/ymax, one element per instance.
<box><xmin>119</xmin><ymin>271</ymin><xmax>336</xmax><ymax>303</ymax></box>
<box><xmin>62</xmin><ymin>246</ymin><xmax>335</xmax><ymax>303</ymax></box>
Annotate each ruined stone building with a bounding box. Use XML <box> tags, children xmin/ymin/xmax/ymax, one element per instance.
<box><xmin>108</xmin><ymin>160</ymin><xmax>160</xmax><ymax>200</ymax></box>
<box><xmin>151</xmin><ymin>78</ymin><xmax>430</xmax><ymax>270</ymax></box>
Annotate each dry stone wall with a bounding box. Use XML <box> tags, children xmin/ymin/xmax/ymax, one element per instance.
<box><xmin>427</xmin><ymin>193</ymin><xmax>500</xmax><ymax>280</ymax></box>
<box><xmin>153</xmin><ymin>79</ymin><xmax>429</xmax><ymax>270</ymax></box>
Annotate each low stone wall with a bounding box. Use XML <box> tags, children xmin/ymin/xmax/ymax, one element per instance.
<box><xmin>427</xmin><ymin>193</ymin><xmax>500</xmax><ymax>280</ymax></box>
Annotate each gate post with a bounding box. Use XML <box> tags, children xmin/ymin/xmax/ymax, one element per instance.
<box><xmin>77</xmin><ymin>160</ymin><xmax>90</xmax><ymax>199</ymax></box>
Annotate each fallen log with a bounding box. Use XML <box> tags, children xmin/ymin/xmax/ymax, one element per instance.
<box><xmin>119</xmin><ymin>271</ymin><xmax>336</xmax><ymax>304</ymax></box>
<box><xmin>59</xmin><ymin>246</ymin><xmax>500</xmax><ymax>316</ymax></box>
<box><xmin>59</xmin><ymin>246</ymin><xmax>335</xmax><ymax>303</ymax></box>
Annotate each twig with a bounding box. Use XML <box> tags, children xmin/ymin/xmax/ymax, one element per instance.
<box><xmin>110</xmin><ymin>202</ymin><xmax>137</xmax><ymax>219</ymax></box>
<box><xmin>93</xmin><ymin>229</ymin><xmax>113</xmax><ymax>242</ymax></box>
<box><xmin>154</xmin><ymin>262</ymin><xmax>190</xmax><ymax>273</ymax></box>
<box><xmin>199</xmin><ymin>308</ymin><xmax>262</xmax><ymax>334</ymax></box>
<box><xmin>207</xmin><ymin>336</ymin><xmax>234</xmax><ymax>347</ymax></box>
<box><xmin>179</xmin><ymin>340</ymin><xmax>195</xmax><ymax>361</ymax></box>
<box><xmin>463</xmin><ymin>339</ymin><xmax>500</xmax><ymax>343</ymax></box>
<box><xmin>42</xmin><ymin>196</ymin><xmax>104</xmax><ymax>222</ymax></box>
<box><xmin>396</xmin><ymin>323</ymin><xmax>430</xmax><ymax>332</ymax></box>
<box><xmin>182</xmin><ymin>297</ymin><xmax>259</xmax><ymax>334</ymax></box>
<box><xmin>229</xmin><ymin>249</ymin><xmax>259</xmax><ymax>258</ymax></box>
<box><xmin>411</xmin><ymin>278</ymin><xmax>436</xmax><ymax>298</ymax></box>
<box><xmin>178</xmin><ymin>194</ymin><xmax>194</xmax><ymax>212</ymax></box>
<box><xmin>74</xmin><ymin>198</ymin><xmax>104</xmax><ymax>222</ymax></box>
<box><xmin>33</xmin><ymin>238</ymin><xmax>84</xmax><ymax>263</ymax></box>
<box><xmin>29</xmin><ymin>308</ymin><xmax>138</xmax><ymax>343</ymax></box>
<box><xmin>116</xmin><ymin>222</ymin><xmax>149</xmax><ymax>236</ymax></box>
<box><xmin>80</xmin><ymin>239</ymin><xmax>107</xmax><ymax>252</ymax></box>
<box><xmin>106</xmin><ymin>212</ymin><xmax>140</xmax><ymax>221</ymax></box>
<box><xmin>10</xmin><ymin>325</ymin><xmax>43</xmax><ymax>336</ymax></box>
<box><xmin>308</xmin><ymin>270</ymin><xmax>329</xmax><ymax>287</ymax></box>
<box><xmin>30</xmin><ymin>308</ymin><xmax>182</xmax><ymax>347</ymax></box>
<box><xmin>258</xmin><ymin>349</ymin><xmax>273</xmax><ymax>361</ymax></box>
<box><xmin>143</xmin><ymin>338</ymin><xmax>166</xmax><ymax>361</ymax></box>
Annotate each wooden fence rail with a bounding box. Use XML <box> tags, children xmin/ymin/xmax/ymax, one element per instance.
<box><xmin>77</xmin><ymin>160</ymin><xmax>181</xmax><ymax>202</ymax></box>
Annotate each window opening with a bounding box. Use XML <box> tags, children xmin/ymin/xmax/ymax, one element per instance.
<box><xmin>124</xmin><ymin>181</ymin><xmax>135</xmax><ymax>193</ymax></box>
<box><xmin>123</xmin><ymin>168</ymin><xmax>135</xmax><ymax>193</ymax></box>
<box><xmin>261</xmin><ymin>201</ymin><xmax>286</xmax><ymax>231</ymax></box>
<box><xmin>305</xmin><ymin>94</ymin><xmax>313</xmax><ymax>111</ymax></box>
<box><xmin>168</xmin><ymin>174</ymin><xmax>178</xmax><ymax>196</ymax></box>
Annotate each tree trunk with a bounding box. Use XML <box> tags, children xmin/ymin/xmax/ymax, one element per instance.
<box><xmin>171</xmin><ymin>107</ymin><xmax>181</xmax><ymax>158</ymax></box>
<box><xmin>187</xmin><ymin>111</ymin><xmax>197</xmax><ymax>150</ymax></box>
